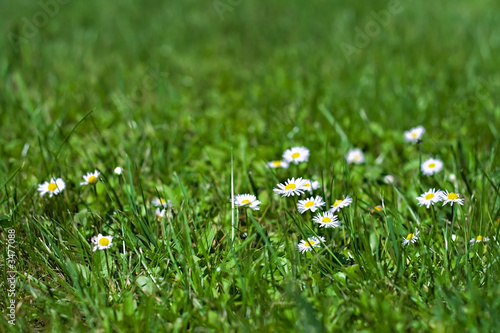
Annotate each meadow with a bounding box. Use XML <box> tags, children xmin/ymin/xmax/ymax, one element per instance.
<box><xmin>1</xmin><ymin>0</ymin><xmax>500</xmax><ymax>331</ymax></box>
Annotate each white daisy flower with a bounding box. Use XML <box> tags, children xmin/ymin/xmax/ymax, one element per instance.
<box><xmin>297</xmin><ymin>236</ymin><xmax>326</xmax><ymax>253</ymax></box>
<box><xmin>38</xmin><ymin>178</ymin><xmax>65</xmax><ymax>197</ymax></box>
<box><xmin>329</xmin><ymin>195</ymin><xmax>353</xmax><ymax>213</ymax></box>
<box><xmin>346</xmin><ymin>148</ymin><xmax>364</xmax><ymax>164</ymax></box>
<box><xmin>233</xmin><ymin>194</ymin><xmax>261</xmax><ymax>211</ymax></box>
<box><xmin>441</xmin><ymin>190</ymin><xmax>464</xmax><ymax>206</ymax></box>
<box><xmin>283</xmin><ymin>147</ymin><xmax>309</xmax><ymax>165</ymax></box>
<box><xmin>152</xmin><ymin>198</ymin><xmax>171</xmax><ymax>208</ymax></box>
<box><xmin>297</xmin><ymin>196</ymin><xmax>325</xmax><ymax>214</ymax></box>
<box><xmin>312</xmin><ymin>212</ymin><xmax>340</xmax><ymax>228</ymax></box>
<box><xmin>383</xmin><ymin>175</ymin><xmax>395</xmax><ymax>184</ymax></box>
<box><xmin>114</xmin><ymin>167</ymin><xmax>123</xmax><ymax>175</ymax></box>
<box><xmin>451</xmin><ymin>234</ymin><xmax>458</xmax><ymax>242</ymax></box>
<box><xmin>273</xmin><ymin>177</ymin><xmax>308</xmax><ymax>197</ymax></box>
<box><xmin>449</xmin><ymin>174</ymin><xmax>456</xmax><ymax>182</ymax></box>
<box><xmin>267</xmin><ymin>160</ymin><xmax>289</xmax><ymax>169</ymax></box>
<box><xmin>91</xmin><ymin>234</ymin><xmax>113</xmax><ymax>251</ymax></box>
<box><xmin>402</xmin><ymin>229</ymin><xmax>419</xmax><ymax>246</ymax></box>
<box><xmin>470</xmin><ymin>236</ymin><xmax>489</xmax><ymax>244</ymax></box>
<box><xmin>416</xmin><ymin>188</ymin><xmax>444</xmax><ymax>208</ymax></box>
<box><xmin>404</xmin><ymin>126</ymin><xmax>425</xmax><ymax>143</ymax></box>
<box><xmin>303</xmin><ymin>179</ymin><xmax>320</xmax><ymax>193</ymax></box>
<box><xmin>80</xmin><ymin>170</ymin><xmax>100</xmax><ymax>186</ymax></box>
<box><xmin>156</xmin><ymin>208</ymin><xmax>166</xmax><ymax>221</ymax></box>
<box><xmin>421</xmin><ymin>158</ymin><xmax>443</xmax><ymax>176</ymax></box>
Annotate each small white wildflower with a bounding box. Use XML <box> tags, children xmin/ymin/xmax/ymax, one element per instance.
<box><xmin>404</xmin><ymin>126</ymin><xmax>425</xmax><ymax>143</ymax></box>
<box><xmin>297</xmin><ymin>196</ymin><xmax>325</xmax><ymax>214</ymax></box>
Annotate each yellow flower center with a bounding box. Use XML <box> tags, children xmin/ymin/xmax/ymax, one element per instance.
<box><xmin>447</xmin><ymin>193</ymin><xmax>458</xmax><ymax>200</ymax></box>
<box><xmin>304</xmin><ymin>183</ymin><xmax>310</xmax><ymax>187</ymax></box>
<box><xmin>159</xmin><ymin>199</ymin><xmax>166</xmax><ymax>204</ymax></box>
<box><xmin>304</xmin><ymin>240</ymin><xmax>315</xmax><ymax>247</ymax></box>
<box><xmin>411</xmin><ymin>132</ymin><xmax>417</xmax><ymax>138</ymax></box>
<box><xmin>285</xmin><ymin>184</ymin><xmax>296</xmax><ymax>191</ymax></box>
<box><xmin>291</xmin><ymin>152</ymin><xmax>300</xmax><ymax>159</ymax></box>
<box><xmin>272</xmin><ymin>161</ymin><xmax>281</xmax><ymax>166</ymax></box>
<box><xmin>241</xmin><ymin>200</ymin><xmax>251</xmax><ymax>204</ymax></box>
<box><xmin>333</xmin><ymin>200</ymin><xmax>342</xmax><ymax>207</ymax></box>
<box><xmin>99</xmin><ymin>238</ymin><xmax>110</xmax><ymax>246</ymax></box>
<box><xmin>305</xmin><ymin>201</ymin><xmax>314</xmax><ymax>207</ymax></box>
<box><xmin>374</xmin><ymin>206</ymin><xmax>382</xmax><ymax>211</ymax></box>
<box><xmin>406</xmin><ymin>234</ymin><xmax>413</xmax><ymax>240</ymax></box>
<box><xmin>354</xmin><ymin>155</ymin><xmax>360</xmax><ymax>161</ymax></box>
<box><xmin>425</xmin><ymin>193</ymin><xmax>434</xmax><ymax>200</ymax></box>
<box><xmin>48</xmin><ymin>183</ymin><xmax>57</xmax><ymax>191</ymax></box>
<box><xmin>322</xmin><ymin>217</ymin><xmax>332</xmax><ymax>223</ymax></box>
<box><xmin>476</xmin><ymin>236</ymin><xmax>484</xmax><ymax>241</ymax></box>
<box><xmin>428</xmin><ymin>163</ymin><xmax>436</xmax><ymax>168</ymax></box>
<box><xmin>88</xmin><ymin>176</ymin><xmax>98</xmax><ymax>184</ymax></box>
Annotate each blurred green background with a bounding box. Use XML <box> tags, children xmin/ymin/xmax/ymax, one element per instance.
<box><xmin>1</xmin><ymin>0</ymin><xmax>499</xmax><ymax>166</ymax></box>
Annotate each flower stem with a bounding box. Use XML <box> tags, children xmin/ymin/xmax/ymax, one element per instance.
<box><xmin>418</xmin><ymin>141</ymin><xmax>422</xmax><ymax>182</ymax></box>
<box><xmin>93</xmin><ymin>185</ymin><xmax>101</xmax><ymax>229</ymax></box>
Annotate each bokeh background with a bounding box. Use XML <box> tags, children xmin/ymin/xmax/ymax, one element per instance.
<box><xmin>1</xmin><ymin>0</ymin><xmax>499</xmax><ymax>167</ymax></box>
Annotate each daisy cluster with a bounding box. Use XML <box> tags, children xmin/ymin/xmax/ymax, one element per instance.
<box><xmin>403</xmin><ymin>126</ymin><xmax>444</xmax><ymax>176</ymax></box>
<box><xmin>411</xmin><ymin>189</ymin><xmax>487</xmax><ymax>244</ymax></box>
<box><xmin>273</xmin><ymin>175</ymin><xmax>351</xmax><ymax>253</ymax></box>
<box><xmin>232</xmin><ymin>146</ymin><xmax>356</xmax><ymax>254</ymax></box>
<box><xmin>236</xmin><ymin>126</ymin><xmax>484</xmax><ymax>250</ymax></box>
<box><xmin>38</xmin><ymin>170</ymin><xmax>101</xmax><ymax>198</ymax></box>
<box><xmin>270</xmin><ymin>146</ymin><xmax>356</xmax><ymax>254</ymax></box>
<box><xmin>404</xmin><ymin>126</ymin><xmax>486</xmax><ymax>245</ymax></box>
<box><xmin>37</xmin><ymin>167</ymin><xmax>174</xmax><ymax>252</ymax></box>
<box><xmin>416</xmin><ymin>189</ymin><xmax>464</xmax><ymax>208</ymax></box>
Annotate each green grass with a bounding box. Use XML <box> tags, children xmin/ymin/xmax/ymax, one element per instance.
<box><xmin>1</xmin><ymin>0</ymin><xmax>500</xmax><ymax>331</ymax></box>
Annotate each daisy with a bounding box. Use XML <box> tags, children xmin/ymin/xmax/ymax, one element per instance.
<box><xmin>80</xmin><ymin>170</ymin><xmax>100</xmax><ymax>186</ymax></box>
<box><xmin>470</xmin><ymin>236</ymin><xmax>489</xmax><ymax>244</ymax></box>
<box><xmin>421</xmin><ymin>158</ymin><xmax>443</xmax><ymax>176</ymax></box>
<box><xmin>374</xmin><ymin>205</ymin><xmax>383</xmax><ymax>212</ymax></box>
<box><xmin>283</xmin><ymin>147</ymin><xmax>309</xmax><ymax>165</ymax></box>
<box><xmin>38</xmin><ymin>178</ymin><xmax>65</xmax><ymax>197</ymax></box>
<box><xmin>383</xmin><ymin>175</ymin><xmax>395</xmax><ymax>184</ymax></box>
<box><xmin>152</xmin><ymin>198</ymin><xmax>170</xmax><ymax>208</ymax></box>
<box><xmin>303</xmin><ymin>179</ymin><xmax>320</xmax><ymax>193</ymax></box>
<box><xmin>441</xmin><ymin>190</ymin><xmax>464</xmax><ymax>206</ymax></box>
<box><xmin>91</xmin><ymin>234</ymin><xmax>113</xmax><ymax>251</ymax></box>
<box><xmin>404</xmin><ymin>126</ymin><xmax>425</xmax><ymax>143</ymax></box>
<box><xmin>346</xmin><ymin>148</ymin><xmax>364</xmax><ymax>164</ymax></box>
<box><xmin>233</xmin><ymin>194</ymin><xmax>261</xmax><ymax>211</ymax></box>
<box><xmin>297</xmin><ymin>236</ymin><xmax>326</xmax><ymax>253</ymax></box>
<box><xmin>297</xmin><ymin>196</ymin><xmax>325</xmax><ymax>214</ymax></box>
<box><xmin>329</xmin><ymin>195</ymin><xmax>353</xmax><ymax>213</ymax></box>
<box><xmin>402</xmin><ymin>229</ymin><xmax>419</xmax><ymax>245</ymax></box>
<box><xmin>273</xmin><ymin>177</ymin><xmax>308</xmax><ymax>197</ymax></box>
<box><xmin>267</xmin><ymin>160</ymin><xmax>289</xmax><ymax>169</ymax></box>
<box><xmin>156</xmin><ymin>208</ymin><xmax>166</xmax><ymax>221</ymax></box>
<box><xmin>114</xmin><ymin>167</ymin><xmax>123</xmax><ymax>175</ymax></box>
<box><xmin>416</xmin><ymin>188</ymin><xmax>444</xmax><ymax>208</ymax></box>
<box><xmin>313</xmin><ymin>211</ymin><xmax>340</xmax><ymax>228</ymax></box>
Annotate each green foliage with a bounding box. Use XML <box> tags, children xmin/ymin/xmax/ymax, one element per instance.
<box><xmin>1</xmin><ymin>0</ymin><xmax>500</xmax><ymax>331</ymax></box>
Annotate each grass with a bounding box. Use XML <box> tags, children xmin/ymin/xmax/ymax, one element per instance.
<box><xmin>1</xmin><ymin>0</ymin><xmax>500</xmax><ymax>331</ymax></box>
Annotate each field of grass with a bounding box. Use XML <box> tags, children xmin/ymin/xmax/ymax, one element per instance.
<box><xmin>1</xmin><ymin>0</ymin><xmax>500</xmax><ymax>331</ymax></box>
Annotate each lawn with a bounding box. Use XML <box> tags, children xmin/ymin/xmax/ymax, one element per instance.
<box><xmin>1</xmin><ymin>0</ymin><xmax>500</xmax><ymax>331</ymax></box>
